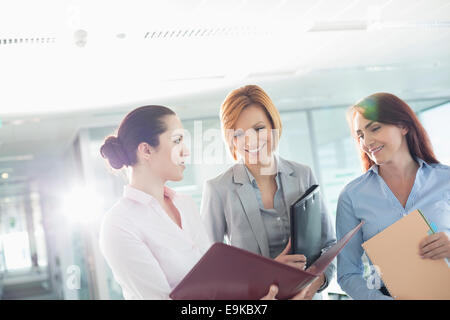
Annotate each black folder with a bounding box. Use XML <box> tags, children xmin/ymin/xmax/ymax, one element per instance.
<box><xmin>290</xmin><ymin>184</ymin><xmax>322</xmax><ymax>268</ymax></box>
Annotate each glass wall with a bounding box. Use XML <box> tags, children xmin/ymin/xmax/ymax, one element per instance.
<box><xmin>0</xmin><ymin>196</ymin><xmax>32</xmax><ymax>271</ymax></box>
<box><xmin>310</xmin><ymin>107</ymin><xmax>362</xmax><ymax>217</ymax></box>
<box><xmin>419</xmin><ymin>102</ymin><xmax>450</xmax><ymax>165</ymax></box>
<box><xmin>279</xmin><ymin>111</ymin><xmax>314</xmax><ymax>171</ymax></box>
<box><xmin>0</xmin><ymin>189</ymin><xmax>48</xmax><ymax>272</ymax></box>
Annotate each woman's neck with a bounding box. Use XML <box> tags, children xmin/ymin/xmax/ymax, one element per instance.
<box><xmin>378</xmin><ymin>152</ymin><xmax>419</xmax><ymax>182</ymax></box>
<box><xmin>129</xmin><ymin>165</ymin><xmax>166</xmax><ymax>203</ymax></box>
<box><xmin>245</xmin><ymin>155</ymin><xmax>277</xmax><ymax>181</ymax></box>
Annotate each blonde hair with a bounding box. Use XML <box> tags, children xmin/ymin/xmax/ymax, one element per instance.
<box><xmin>220</xmin><ymin>85</ymin><xmax>282</xmax><ymax>160</ymax></box>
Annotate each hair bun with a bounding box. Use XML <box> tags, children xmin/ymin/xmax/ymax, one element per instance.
<box><xmin>100</xmin><ymin>136</ymin><xmax>129</xmax><ymax>169</ymax></box>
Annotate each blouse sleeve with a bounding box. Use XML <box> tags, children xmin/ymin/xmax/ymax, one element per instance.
<box><xmin>200</xmin><ymin>179</ymin><xmax>228</xmax><ymax>244</ymax></box>
<box><xmin>99</xmin><ymin>215</ymin><xmax>172</xmax><ymax>299</ymax></box>
<box><xmin>336</xmin><ymin>189</ymin><xmax>393</xmax><ymax>300</ymax></box>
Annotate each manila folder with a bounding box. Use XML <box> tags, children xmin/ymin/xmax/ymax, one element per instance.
<box><xmin>361</xmin><ymin>209</ymin><xmax>450</xmax><ymax>299</ymax></box>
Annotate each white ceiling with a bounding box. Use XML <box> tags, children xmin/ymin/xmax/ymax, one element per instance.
<box><xmin>1</xmin><ymin>0</ymin><xmax>450</xmax><ymax>187</ymax></box>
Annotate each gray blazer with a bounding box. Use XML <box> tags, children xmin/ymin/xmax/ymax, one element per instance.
<box><xmin>200</xmin><ymin>156</ymin><xmax>337</xmax><ymax>294</ymax></box>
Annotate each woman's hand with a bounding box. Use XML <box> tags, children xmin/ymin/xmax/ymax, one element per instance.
<box><xmin>260</xmin><ymin>284</ymin><xmax>279</xmax><ymax>300</ymax></box>
<box><xmin>260</xmin><ymin>283</ymin><xmax>312</xmax><ymax>300</ymax></box>
<box><xmin>419</xmin><ymin>231</ymin><xmax>450</xmax><ymax>260</ymax></box>
<box><xmin>274</xmin><ymin>239</ymin><xmax>307</xmax><ymax>270</ymax></box>
<box><xmin>261</xmin><ymin>239</ymin><xmax>315</xmax><ymax>300</ymax></box>
<box><xmin>302</xmin><ymin>274</ymin><xmax>326</xmax><ymax>300</ymax></box>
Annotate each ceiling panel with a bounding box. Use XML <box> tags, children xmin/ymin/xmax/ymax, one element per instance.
<box><xmin>336</xmin><ymin>0</ymin><xmax>392</xmax><ymax>21</ymax></box>
<box><xmin>387</xmin><ymin>0</ymin><xmax>450</xmax><ymax>21</ymax></box>
<box><xmin>381</xmin><ymin>0</ymin><xmax>427</xmax><ymax>21</ymax></box>
<box><xmin>301</xmin><ymin>0</ymin><xmax>354</xmax><ymax>21</ymax></box>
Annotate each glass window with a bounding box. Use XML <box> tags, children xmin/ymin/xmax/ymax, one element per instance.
<box><xmin>30</xmin><ymin>191</ymin><xmax>48</xmax><ymax>267</ymax></box>
<box><xmin>419</xmin><ymin>102</ymin><xmax>450</xmax><ymax>165</ymax></box>
<box><xmin>311</xmin><ymin>107</ymin><xmax>361</xmax><ymax>218</ymax></box>
<box><xmin>0</xmin><ymin>195</ymin><xmax>32</xmax><ymax>271</ymax></box>
<box><xmin>2</xmin><ymin>231</ymin><xmax>32</xmax><ymax>270</ymax></box>
<box><xmin>278</xmin><ymin>111</ymin><xmax>314</xmax><ymax>170</ymax></box>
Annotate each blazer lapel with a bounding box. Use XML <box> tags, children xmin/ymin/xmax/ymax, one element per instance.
<box><xmin>233</xmin><ymin>164</ymin><xmax>270</xmax><ymax>257</ymax></box>
<box><xmin>277</xmin><ymin>157</ymin><xmax>301</xmax><ymax>210</ymax></box>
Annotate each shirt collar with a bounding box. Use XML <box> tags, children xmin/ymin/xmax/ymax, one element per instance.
<box><xmin>415</xmin><ymin>157</ymin><xmax>428</xmax><ymax>169</ymax></box>
<box><xmin>368</xmin><ymin>163</ymin><xmax>379</xmax><ymax>174</ymax></box>
<box><xmin>368</xmin><ymin>156</ymin><xmax>428</xmax><ymax>175</ymax></box>
<box><xmin>123</xmin><ymin>184</ymin><xmax>176</xmax><ymax>205</ymax></box>
<box><xmin>243</xmin><ymin>156</ymin><xmax>283</xmax><ymax>186</ymax></box>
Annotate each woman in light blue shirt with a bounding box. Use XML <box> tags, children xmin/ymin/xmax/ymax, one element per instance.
<box><xmin>336</xmin><ymin>93</ymin><xmax>450</xmax><ymax>300</ymax></box>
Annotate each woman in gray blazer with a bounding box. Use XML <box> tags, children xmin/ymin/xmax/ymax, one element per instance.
<box><xmin>200</xmin><ymin>85</ymin><xmax>337</xmax><ymax>299</ymax></box>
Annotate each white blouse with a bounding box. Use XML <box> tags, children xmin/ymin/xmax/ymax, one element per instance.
<box><xmin>99</xmin><ymin>185</ymin><xmax>213</xmax><ymax>299</ymax></box>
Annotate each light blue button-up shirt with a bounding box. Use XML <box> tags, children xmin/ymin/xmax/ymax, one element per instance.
<box><xmin>336</xmin><ymin>158</ymin><xmax>450</xmax><ymax>300</ymax></box>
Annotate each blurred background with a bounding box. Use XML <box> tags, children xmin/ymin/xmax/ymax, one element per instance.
<box><xmin>0</xmin><ymin>0</ymin><xmax>449</xmax><ymax>300</ymax></box>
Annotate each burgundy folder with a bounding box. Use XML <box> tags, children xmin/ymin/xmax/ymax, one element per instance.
<box><xmin>170</xmin><ymin>221</ymin><xmax>364</xmax><ymax>300</ymax></box>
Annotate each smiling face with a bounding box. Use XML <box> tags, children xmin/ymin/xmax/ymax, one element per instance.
<box><xmin>232</xmin><ymin>104</ymin><xmax>275</xmax><ymax>166</ymax></box>
<box><xmin>137</xmin><ymin>114</ymin><xmax>190</xmax><ymax>182</ymax></box>
<box><xmin>353</xmin><ymin>111</ymin><xmax>409</xmax><ymax>166</ymax></box>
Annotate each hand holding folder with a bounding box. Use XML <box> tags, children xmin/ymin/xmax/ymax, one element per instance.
<box><xmin>170</xmin><ymin>221</ymin><xmax>363</xmax><ymax>300</ymax></box>
<box><xmin>362</xmin><ymin>209</ymin><xmax>450</xmax><ymax>300</ymax></box>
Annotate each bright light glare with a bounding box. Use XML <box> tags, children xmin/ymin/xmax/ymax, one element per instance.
<box><xmin>1</xmin><ymin>232</ymin><xmax>32</xmax><ymax>270</ymax></box>
<box><xmin>62</xmin><ymin>187</ymin><xmax>104</xmax><ymax>224</ymax></box>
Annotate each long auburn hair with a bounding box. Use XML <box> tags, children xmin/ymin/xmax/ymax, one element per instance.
<box><xmin>347</xmin><ymin>92</ymin><xmax>439</xmax><ymax>172</ymax></box>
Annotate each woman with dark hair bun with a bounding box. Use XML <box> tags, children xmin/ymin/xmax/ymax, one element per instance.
<box><xmin>336</xmin><ymin>93</ymin><xmax>450</xmax><ymax>300</ymax></box>
<box><xmin>99</xmin><ymin>105</ymin><xmax>212</xmax><ymax>300</ymax></box>
<box><xmin>100</xmin><ymin>136</ymin><xmax>130</xmax><ymax>170</ymax></box>
<box><xmin>98</xmin><ymin>105</ymin><xmax>286</xmax><ymax>300</ymax></box>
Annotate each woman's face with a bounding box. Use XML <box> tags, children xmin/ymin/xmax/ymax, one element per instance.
<box><xmin>144</xmin><ymin>115</ymin><xmax>190</xmax><ymax>181</ymax></box>
<box><xmin>353</xmin><ymin>112</ymin><xmax>408</xmax><ymax>166</ymax></box>
<box><xmin>232</xmin><ymin>104</ymin><xmax>275</xmax><ymax>166</ymax></box>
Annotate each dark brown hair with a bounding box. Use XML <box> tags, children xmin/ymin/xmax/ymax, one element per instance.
<box><xmin>347</xmin><ymin>92</ymin><xmax>439</xmax><ymax>172</ymax></box>
<box><xmin>100</xmin><ymin>105</ymin><xmax>175</xmax><ymax>169</ymax></box>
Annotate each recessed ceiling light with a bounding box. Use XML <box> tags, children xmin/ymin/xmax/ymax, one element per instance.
<box><xmin>11</xmin><ymin>119</ymin><xmax>25</xmax><ymax>125</ymax></box>
<box><xmin>0</xmin><ymin>154</ymin><xmax>34</xmax><ymax>162</ymax></box>
<box><xmin>1</xmin><ymin>172</ymin><xmax>9</xmax><ymax>179</ymax></box>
